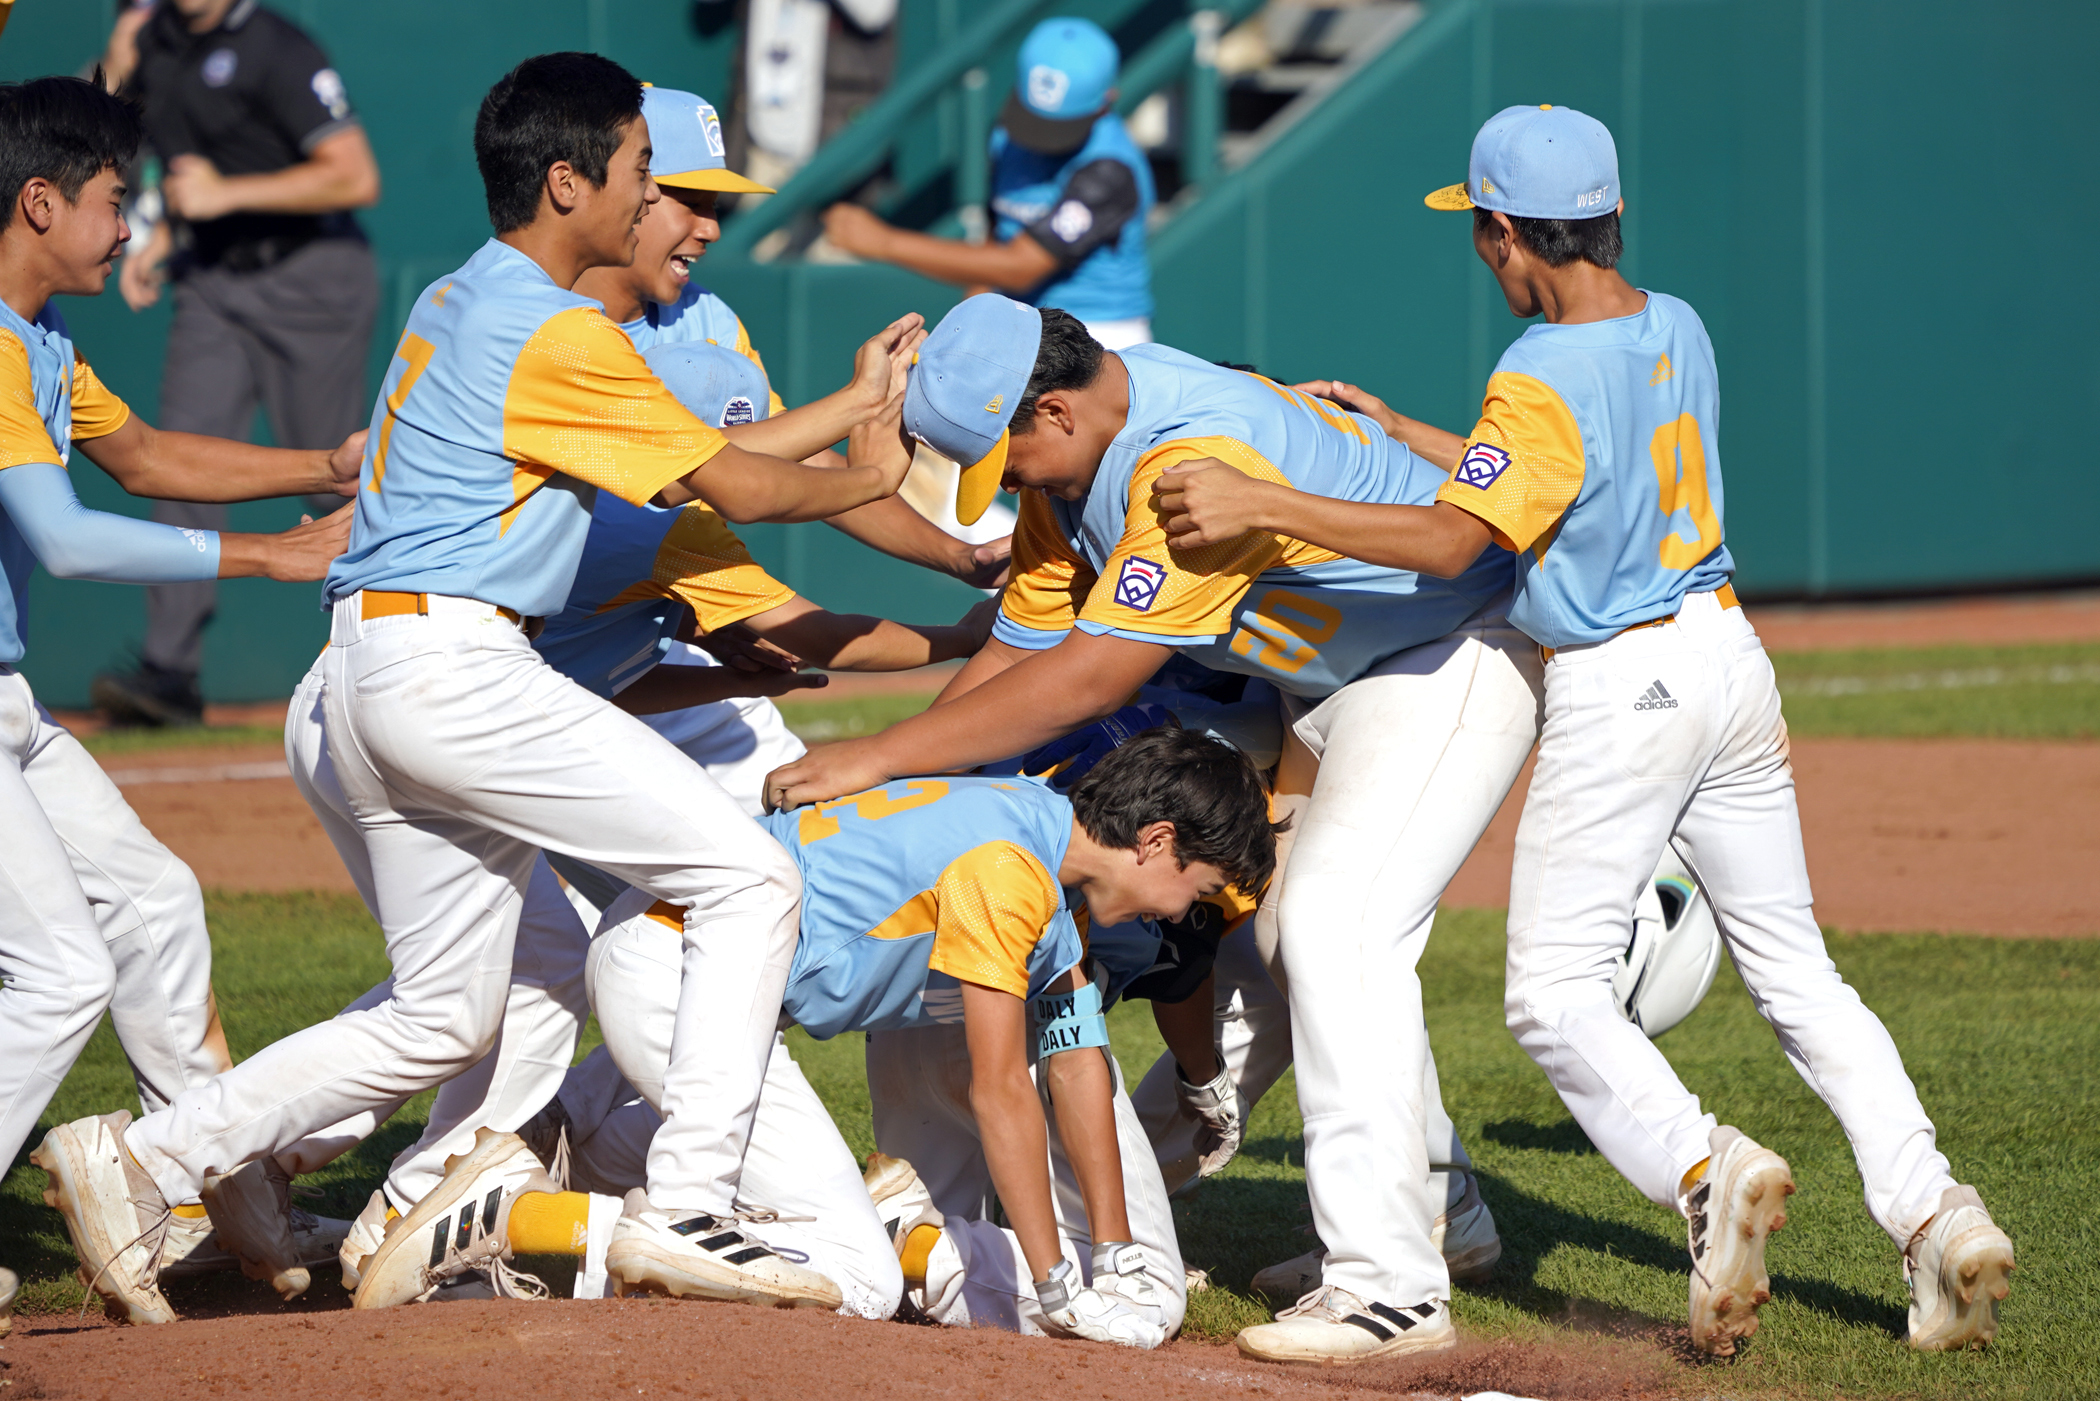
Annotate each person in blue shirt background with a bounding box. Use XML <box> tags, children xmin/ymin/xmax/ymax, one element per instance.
<box><xmin>822</xmin><ymin>17</ymin><xmax>1156</xmax><ymax>351</ymax></box>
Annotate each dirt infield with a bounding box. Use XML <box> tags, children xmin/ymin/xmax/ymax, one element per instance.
<box><xmin>0</xmin><ymin>1296</ymin><xmax>1689</xmax><ymax>1401</ymax></box>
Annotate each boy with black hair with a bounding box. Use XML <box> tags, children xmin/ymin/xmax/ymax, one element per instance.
<box><xmin>357</xmin><ymin>728</ymin><xmax>1270</xmax><ymax>1347</ymax></box>
<box><xmin>37</xmin><ymin>52</ymin><xmax>916</xmax><ymax>1325</ymax></box>
<box><xmin>0</xmin><ymin>72</ymin><xmax>367</xmax><ymax>1324</ymax></box>
<box><xmin>767</xmin><ymin>293</ymin><xmax>1542</xmax><ymax>1364</ymax></box>
<box><xmin>1153</xmin><ymin>103</ymin><xmax>2014</xmax><ymax>1356</ymax></box>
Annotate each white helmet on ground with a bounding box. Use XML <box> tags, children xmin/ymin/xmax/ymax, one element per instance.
<box><xmin>1612</xmin><ymin>848</ymin><xmax>1722</xmax><ymax>1039</ymax></box>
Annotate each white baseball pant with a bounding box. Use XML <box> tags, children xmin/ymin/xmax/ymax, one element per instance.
<box><xmin>1505</xmin><ymin>588</ymin><xmax>1955</xmax><ymax>1248</ymax></box>
<box><xmin>1278</xmin><ymin>601</ymin><xmax>1543</xmax><ymax>1308</ymax></box>
<box><xmin>1129</xmin><ymin>931</ymin><xmax>1476</xmax><ymax>1213</ymax></box>
<box><xmin>0</xmin><ymin>666</ymin><xmax>226</xmax><ymax>1179</ymax></box>
<box><xmin>562</xmin><ymin>928</ymin><xmax>900</xmax><ymax>1322</ymax></box>
<box><xmin>865</xmin><ymin>1021</ymin><xmax>1186</xmax><ymax>1339</ymax></box>
<box><xmin>124</xmin><ymin>597</ymin><xmax>801</xmax><ymax>1218</ymax></box>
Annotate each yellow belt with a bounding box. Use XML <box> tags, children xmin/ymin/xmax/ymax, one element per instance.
<box><xmin>1541</xmin><ymin>582</ymin><xmax>1737</xmax><ymax>662</ymax></box>
<box><xmin>360</xmin><ymin>590</ymin><xmax>543</xmax><ymax>639</ymax></box>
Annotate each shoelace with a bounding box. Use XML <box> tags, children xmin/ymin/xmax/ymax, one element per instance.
<box><xmin>421</xmin><ymin>1230</ymin><xmax>548</xmax><ymax>1302</ymax></box>
<box><xmin>1277</xmin><ymin>1284</ymin><xmax>1360</xmax><ymax>1321</ymax></box>
<box><xmin>80</xmin><ymin>1197</ymin><xmax>172</xmax><ymax>1321</ymax></box>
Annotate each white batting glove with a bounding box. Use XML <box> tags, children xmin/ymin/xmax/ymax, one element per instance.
<box><xmin>1089</xmin><ymin>1240</ymin><xmax>1169</xmax><ymax>1318</ymax></box>
<box><xmin>1176</xmin><ymin>1064</ymin><xmax>1246</xmax><ymax>1178</ymax></box>
<box><xmin>1036</xmin><ymin>1260</ymin><xmax>1167</xmax><ymax>1349</ymax></box>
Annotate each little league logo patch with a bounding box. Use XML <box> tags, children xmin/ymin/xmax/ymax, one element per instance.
<box><xmin>1113</xmin><ymin>556</ymin><xmax>1169</xmax><ymax>612</ymax></box>
<box><xmin>1455</xmin><ymin>441</ymin><xmax>1513</xmax><ymax>490</ymax></box>
<box><xmin>697</xmin><ymin>102</ymin><xmax>726</xmax><ymax>158</ymax></box>
<box><xmin>720</xmin><ymin>395</ymin><xmax>757</xmax><ymax>426</ymax></box>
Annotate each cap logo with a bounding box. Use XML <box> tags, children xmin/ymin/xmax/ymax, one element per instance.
<box><xmin>697</xmin><ymin>102</ymin><xmax>726</xmax><ymax>158</ymax></box>
<box><xmin>984</xmin><ymin>394</ymin><xmax>1004</xmax><ymax>414</ymax></box>
<box><xmin>1027</xmin><ymin>64</ymin><xmax>1070</xmax><ymax>112</ymax></box>
<box><xmin>1576</xmin><ymin>185</ymin><xmax>1610</xmax><ymax>210</ymax></box>
<box><xmin>1479</xmin><ymin>176</ymin><xmax>1497</xmax><ymax>195</ymax></box>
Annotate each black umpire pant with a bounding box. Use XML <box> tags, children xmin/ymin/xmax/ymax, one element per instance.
<box><xmin>143</xmin><ymin>237</ymin><xmax>378</xmax><ymax>678</ymax></box>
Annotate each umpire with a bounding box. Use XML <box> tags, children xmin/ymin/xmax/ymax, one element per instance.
<box><xmin>95</xmin><ymin>0</ymin><xmax>379</xmax><ymax>727</ymax></box>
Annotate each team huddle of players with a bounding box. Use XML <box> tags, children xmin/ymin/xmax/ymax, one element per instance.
<box><xmin>2</xmin><ymin>50</ymin><xmax>2014</xmax><ymax>1368</ymax></box>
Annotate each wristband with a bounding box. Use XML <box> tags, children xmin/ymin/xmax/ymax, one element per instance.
<box><xmin>1035</xmin><ymin>1257</ymin><xmax>1076</xmax><ymax>1313</ymax></box>
<box><xmin>1031</xmin><ymin>978</ymin><xmax>1109</xmax><ymax>1061</ymax></box>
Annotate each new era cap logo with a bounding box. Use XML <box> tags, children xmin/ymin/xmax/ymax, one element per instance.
<box><xmin>1633</xmin><ymin>680</ymin><xmax>1678</xmax><ymax>711</ymax></box>
<box><xmin>984</xmin><ymin>394</ymin><xmax>1004</xmax><ymax>414</ymax></box>
<box><xmin>1455</xmin><ymin>442</ymin><xmax>1512</xmax><ymax>489</ymax></box>
<box><xmin>1027</xmin><ymin>64</ymin><xmax>1070</xmax><ymax>111</ymax></box>
<box><xmin>1113</xmin><ymin>556</ymin><xmax>1169</xmax><ymax>611</ymax></box>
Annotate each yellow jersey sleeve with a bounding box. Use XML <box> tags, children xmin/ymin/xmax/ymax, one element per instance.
<box><xmin>0</xmin><ymin>331</ymin><xmax>64</xmax><ymax>471</ymax></box>
<box><xmin>502</xmin><ymin>305</ymin><xmax>730</xmax><ymax>507</ymax></box>
<box><xmin>1076</xmin><ymin>436</ymin><xmax>1294</xmax><ymax>640</ymax></box>
<box><xmin>68</xmin><ymin>353</ymin><xmax>131</xmax><ymax>440</ymax></box>
<box><xmin>732</xmin><ymin>317</ymin><xmax>790</xmax><ymax>419</ymax></box>
<box><xmin>654</xmin><ymin>503</ymin><xmax>796</xmax><ymax>633</ymax></box>
<box><xmin>998</xmin><ymin>487</ymin><xmax>1099</xmax><ymax>640</ymax></box>
<box><xmin>927</xmin><ymin>840</ymin><xmax>1060</xmax><ymax>998</ymax></box>
<box><xmin>1435</xmin><ymin>372</ymin><xmax>1586</xmax><ymax>555</ymax></box>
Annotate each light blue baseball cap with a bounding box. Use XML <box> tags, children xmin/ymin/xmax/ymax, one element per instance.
<box><xmin>641</xmin><ymin>85</ymin><xmax>774</xmax><ymax>195</ymax></box>
<box><xmin>903</xmin><ymin>294</ymin><xmax>1042</xmax><ymax>526</ymax></box>
<box><xmin>1425</xmin><ymin>104</ymin><xmax>1619</xmax><ymax>220</ymax></box>
<box><xmin>644</xmin><ymin>340</ymin><xmax>772</xmax><ymax>429</ymax></box>
<box><xmin>1001</xmin><ymin>17</ymin><xmax>1119</xmax><ymax>155</ymax></box>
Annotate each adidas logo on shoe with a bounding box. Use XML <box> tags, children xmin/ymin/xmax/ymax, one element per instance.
<box><xmin>1633</xmin><ymin>680</ymin><xmax>1679</xmax><ymax>711</ymax></box>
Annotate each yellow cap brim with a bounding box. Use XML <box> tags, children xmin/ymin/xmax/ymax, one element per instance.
<box><xmin>1423</xmin><ymin>182</ymin><xmax>1475</xmax><ymax>211</ymax></box>
<box><xmin>657</xmin><ymin>169</ymin><xmax>777</xmax><ymax>195</ymax></box>
<box><xmin>956</xmin><ymin>431</ymin><xmax>1008</xmax><ymax>527</ymax></box>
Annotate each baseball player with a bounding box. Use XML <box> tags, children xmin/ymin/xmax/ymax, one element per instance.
<box><xmin>368</xmin><ymin>729</ymin><xmax>1270</xmax><ymax>1347</ymax></box>
<box><xmin>281</xmin><ymin>341</ymin><xmax>984</xmax><ymax>1292</ymax></box>
<box><xmin>36</xmin><ymin>52</ymin><xmax>921</xmax><ymax>1325</ymax></box>
<box><xmin>764</xmin><ymin>294</ymin><xmax>1547</xmax><ymax>1364</ymax></box>
<box><xmin>1152</xmin><ymin>104</ymin><xmax>2015</xmax><ymax>1356</ymax></box>
<box><xmin>0</xmin><ymin>74</ymin><xmax>362</xmax><ymax>1320</ymax></box>
<box><xmin>577</xmin><ymin>84</ymin><xmax>1010</xmax><ymax>588</ymax></box>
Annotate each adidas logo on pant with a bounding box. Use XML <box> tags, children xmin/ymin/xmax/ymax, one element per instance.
<box><xmin>1633</xmin><ymin>681</ymin><xmax>1679</xmax><ymax>711</ymax></box>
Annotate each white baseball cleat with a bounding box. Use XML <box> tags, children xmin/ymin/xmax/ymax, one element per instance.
<box><xmin>30</xmin><ymin>1112</ymin><xmax>178</xmax><ymax>1325</ymax></box>
<box><xmin>194</xmin><ymin>1159</ymin><xmax>348</xmax><ymax>1299</ymax></box>
<box><xmin>605</xmin><ymin>1189</ymin><xmax>843</xmax><ymax>1310</ymax></box>
<box><xmin>0</xmin><ymin>1265</ymin><xmax>18</xmax><ymax>1338</ymax></box>
<box><xmin>1036</xmin><ymin>1257</ymin><xmax>1166</xmax><ymax>1349</ymax></box>
<box><xmin>353</xmin><ymin>1129</ymin><xmax>556</xmax><ymax>1310</ymax></box>
<box><xmin>1905</xmin><ymin>1185</ymin><xmax>2013</xmax><ymax>1351</ymax></box>
<box><xmin>1236</xmin><ymin>1286</ymin><xmax>1456</xmax><ymax>1364</ymax></box>
<box><xmin>1684</xmin><ymin>1126</ymin><xmax>1794</xmax><ymax>1356</ymax></box>
<box><xmin>864</xmin><ymin>1153</ymin><xmax>942</xmax><ymax>1252</ymax></box>
<box><xmin>1250</xmin><ymin>1172</ymin><xmax>1502</xmax><ymax>1298</ymax></box>
<box><xmin>337</xmin><ymin>1189</ymin><xmax>393</xmax><ymax>1293</ymax></box>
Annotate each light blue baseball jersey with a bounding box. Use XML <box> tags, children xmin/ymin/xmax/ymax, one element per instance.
<box><xmin>750</xmin><ymin>777</ymin><xmax>1086</xmax><ymax>1039</ymax></box>
<box><xmin>324</xmin><ymin>240</ymin><xmax>730</xmax><ymax>617</ymax></box>
<box><xmin>0</xmin><ymin>301</ymin><xmax>137</xmax><ymax>663</ymax></box>
<box><xmin>1436</xmin><ymin>291</ymin><xmax>1733</xmax><ymax>649</ymax></box>
<box><xmin>991</xmin><ymin>115</ymin><xmax>1155</xmax><ymax>323</ymax></box>
<box><xmin>995</xmin><ymin>345</ymin><xmax>1515</xmax><ymax>698</ymax></box>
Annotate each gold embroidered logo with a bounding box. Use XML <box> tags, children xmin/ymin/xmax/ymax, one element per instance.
<box><xmin>1650</xmin><ymin>354</ymin><xmax>1674</xmax><ymax>387</ymax></box>
<box><xmin>1479</xmin><ymin>176</ymin><xmax>1497</xmax><ymax>195</ymax></box>
<box><xmin>984</xmin><ymin>394</ymin><xmax>1004</xmax><ymax>413</ymax></box>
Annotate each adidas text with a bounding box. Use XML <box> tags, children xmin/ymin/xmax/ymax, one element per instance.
<box><xmin>1633</xmin><ymin>680</ymin><xmax>1679</xmax><ymax>711</ymax></box>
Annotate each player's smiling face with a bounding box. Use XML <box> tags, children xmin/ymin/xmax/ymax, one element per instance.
<box><xmin>44</xmin><ymin>166</ymin><xmax>131</xmax><ymax>297</ymax></box>
<box><xmin>630</xmin><ymin>187</ymin><xmax>720</xmax><ymax>307</ymax></box>
<box><xmin>576</xmin><ymin>116</ymin><xmax>660</xmax><ymax>271</ymax></box>
<box><xmin>1067</xmin><ymin>817</ymin><xmax>1230</xmax><ymax>927</ymax></box>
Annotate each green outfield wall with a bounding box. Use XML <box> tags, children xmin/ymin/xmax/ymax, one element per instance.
<box><xmin>2</xmin><ymin>0</ymin><xmax>2094</xmax><ymax>706</ymax></box>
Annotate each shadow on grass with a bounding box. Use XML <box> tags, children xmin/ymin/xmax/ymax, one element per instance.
<box><xmin>1482</xmin><ymin>1118</ymin><xmax>1598</xmax><ymax>1155</ymax></box>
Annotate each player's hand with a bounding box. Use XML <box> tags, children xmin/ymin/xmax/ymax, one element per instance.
<box><xmin>954</xmin><ymin>534</ymin><xmax>1012</xmax><ymax>589</ymax></box>
<box><xmin>699</xmin><ymin>620</ymin><xmax>805</xmax><ymax>674</ymax></box>
<box><xmin>763</xmin><ymin>739</ymin><xmax>893</xmax><ymax>813</ymax></box>
<box><xmin>847</xmin><ymin>312</ymin><xmax>928</xmax><ymax>414</ymax></box>
<box><xmin>821</xmin><ymin>203</ymin><xmax>892</xmax><ymax>260</ymax></box>
<box><xmin>1294</xmin><ymin>379</ymin><xmax>1403</xmax><ymax>439</ymax></box>
<box><xmin>325</xmin><ymin>429</ymin><xmax>368</xmax><ymax>496</ymax></box>
<box><xmin>846</xmin><ymin>394</ymin><xmax>913</xmax><ymax>499</ymax></box>
<box><xmin>1153</xmin><ymin>461</ymin><xmax>1279</xmax><ymax>549</ymax></box>
<box><xmin>264</xmin><ymin>504</ymin><xmax>353</xmax><ymax>582</ymax></box>
<box><xmin>119</xmin><ymin>246</ymin><xmax>165</xmax><ymax>311</ymax></box>
<box><xmin>162</xmin><ymin>154</ymin><xmax>236</xmax><ymax>222</ymax></box>
<box><xmin>955</xmin><ymin>596</ymin><xmax>1001</xmax><ymax>650</ymax></box>
<box><xmin>1038</xmin><ymin>1283</ymin><xmax>1167</xmax><ymax>1349</ymax></box>
<box><xmin>1175</xmin><ymin>1063</ymin><xmax>1247</xmax><ymax>1178</ymax></box>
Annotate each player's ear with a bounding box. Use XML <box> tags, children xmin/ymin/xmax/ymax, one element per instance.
<box><xmin>18</xmin><ymin>176</ymin><xmax>56</xmax><ymax>235</ymax></box>
<box><xmin>1132</xmin><ymin>819</ymin><xmax>1177</xmax><ymax>865</ymax></box>
<box><xmin>543</xmin><ymin>160</ymin><xmax>581</xmax><ymax>215</ymax></box>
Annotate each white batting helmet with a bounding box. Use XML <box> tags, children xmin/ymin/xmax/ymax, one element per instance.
<box><xmin>1612</xmin><ymin>849</ymin><xmax>1722</xmax><ymax>1039</ymax></box>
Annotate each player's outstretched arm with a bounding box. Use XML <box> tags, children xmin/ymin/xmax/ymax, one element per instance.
<box><xmin>961</xmin><ymin>982</ymin><xmax>1064</xmax><ymax>1281</ymax></box>
<box><xmin>1041</xmin><ymin>1041</ymin><xmax>1134</xmax><ymax>1250</ymax></box>
<box><xmin>763</xmin><ymin>628</ymin><xmax>1170</xmax><ymax>812</ymax></box>
<box><xmin>610</xmin><ymin>663</ymin><xmax>830</xmax><ymax>718</ymax></box>
<box><xmin>822</xmin><ymin>495</ymin><xmax>1013</xmax><ymax>588</ymax></box>
<box><xmin>1153</xmin><ymin>461</ymin><xmax>1493</xmax><ymax>579</ymax></box>
<box><xmin>73</xmin><ymin>416</ymin><xmax>366</xmax><ymax>503</ymax></box>
<box><xmin>0</xmin><ymin>462</ymin><xmax>351</xmax><ymax>583</ymax></box>
<box><xmin>1150</xmin><ymin>972</ymin><xmax>1220</xmax><ymax>1083</ymax></box>
<box><xmin>721</xmin><ymin>313</ymin><xmax>926</xmax><ymax>463</ymax></box>
<box><xmin>1294</xmin><ymin>379</ymin><xmax>1468</xmax><ymax>471</ymax></box>
<box><xmin>732</xmin><ymin>595</ymin><xmax>996</xmax><ymax>673</ymax></box>
<box><xmin>823</xmin><ymin>204</ymin><xmax>1058</xmax><ymax>293</ymax></box>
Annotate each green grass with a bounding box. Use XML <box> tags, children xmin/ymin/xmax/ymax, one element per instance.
<box><xmin>1770</xmin><ymin>642</ymin><xmax>2100</xmax><ymax>740</ymax></box>
<box><xmin>776</xmin><ymin>691</ymin><xmax>942</xmax><ymax>742</ymax></box>
<box><xmin>7</xmin><ymin>894</ymin><xmax>2093</xmax><ymax>1399</ymax></box>
<box><xmin>76</xmin><ymin>723</ymin><xmax>288</xmax><ymax>756</ymax></box>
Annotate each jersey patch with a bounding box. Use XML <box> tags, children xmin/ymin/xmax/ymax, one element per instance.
<box><xmin>721</xmin><ymin>394</ymin><xmax>756</xmax><ymax>426</ymax></box>
<box><xmin>1113</xmin><ymin>555</ymin><xmax>1169</xmax><ymax>612</ymax></box>
<box><xmin>1049</xmin><ymin>199</ymin><xmax>1093</xmax><ymax>243</ymax></box>
<box><xmin>1455</xmin><ymin>441</ymin><xmax>1513</xmax><ymax>490</ymax></box>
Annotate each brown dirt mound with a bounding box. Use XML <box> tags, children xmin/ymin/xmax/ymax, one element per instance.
<box><xmin>1</xmin><ymin>1296</ymin><xmax>1703</xmax><ymax>1401</ymax></box>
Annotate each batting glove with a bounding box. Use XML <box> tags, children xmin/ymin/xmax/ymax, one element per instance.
<box><xmin>1176</xmin><ymin>1064</ymin><xmax>1247</xmax><ymax>1178</ymax></box>
<box><xmin>1089</xmin><ymin>1240</ymin><xmax>1170</xmax><ymax>1320</ymax></box>
<box><xmin>1036</xmin><ymin>1259</ymin><xmax>1167</xmax><ymax>1349</ymax></box>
